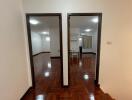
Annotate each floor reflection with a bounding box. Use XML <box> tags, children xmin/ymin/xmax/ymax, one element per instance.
<box><xmin>84</xmin><ymin>74</ymin><xmax>89</xmax><ymax>80</ymax></box>
<box><xmin>44</xmin><ymin>71</ymin><xmax>50</xmax><ymax>77</ymax></box>
<box><xmin>47</xmin><ymin>62</ymin><xmax>51</xmax><ymax>69</ymax></box>
<box><xmin>22</xmin><ymin>53</ymin><xmax>104</xmax><ymax>100</ymax></box>
<box><xmin>90</xmin><ymin>94</ymin><xmax>95</xmax><ymax>100</ymax></box>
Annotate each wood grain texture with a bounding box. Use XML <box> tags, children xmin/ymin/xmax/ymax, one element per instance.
<box><xmin>21</xmin><ymin>53</ymin><xmax>114</xmax><ymax>100</ymax></box>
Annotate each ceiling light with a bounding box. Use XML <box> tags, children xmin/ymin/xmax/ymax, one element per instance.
<box><xmin>92</xmin><ymin>17</ymin><xmax>98</xmax><ymax>23</ymax></box>
<box><xmin>84</xmin><ymin>74</ymin><xmax>89</xmax><ymax>80</ymax></box>
<box><xmin>85</xmin><ymin>29</ymin><xmax>91</xmax><ymax>32</ymax></box>
<box><xmin>79</xmin><ymin>37</ymin><xmax>82</xmax><ymax>41</ymax></box>
<box><xmin>44</xmin><ymin>72</ymin><xmax>50</xmax><ymax>77</ymax></box>
<box><xmin>46</xmin><ymin>37</ymin><xmax>50</xmax><ymax>41</ymax></box>
<box><xmin>41</xmin><ymin>31</ymin><xmax>49</xmax><ymax>35</ymax></box>
<box><xmin>29</xmin><ymin>19</ymin><xmax>39</xmax><ymax>25</ymax></box>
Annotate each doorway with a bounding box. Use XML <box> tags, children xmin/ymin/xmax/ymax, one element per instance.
<box><xmin>67</xmin><ymin>13</ymin><xmax>102</xmax><ymax>87</ymax></box>
<box><xmin>26</xmin><ymin>13</ymin><xmax>63</xmax><ymax>91</ymax></box>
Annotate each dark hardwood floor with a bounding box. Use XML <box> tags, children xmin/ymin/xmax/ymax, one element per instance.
<box><xmin>21</xmin><ymin>53</ymin><xmax>114</xmax><ymax>100</ymax></box>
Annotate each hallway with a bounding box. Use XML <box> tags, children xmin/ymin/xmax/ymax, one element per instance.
<box><xmin>22</xmin><ymin>53</ymin><xmax>113</xmax><ymax>100</ymax></box>
<box><xmin>1</xmin><ymin>0</ymin><xmax>132</xmax><ymax>99</ymax></box>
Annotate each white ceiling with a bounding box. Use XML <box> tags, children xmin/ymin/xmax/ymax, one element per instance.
<box><xmin>30</xmin><ymin>16</ymin><xmax>99</xmax><ymax>36</ymax></box>
<box><xmin>70</xmin><ymin>16</ymin><xmax>98</xmax><ymax>34</ymax></box>
<box><xmin>30</xmin><ymin>16</ymin><xmax>59</xmax><ymax>33</ymax></box>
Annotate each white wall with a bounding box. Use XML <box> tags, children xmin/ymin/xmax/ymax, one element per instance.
<box><xmin>23</xmin><ymin>0</ymin><xmax>132</xmax><ymax>99</ymax></box>
<box><xmin>31</xmin><ymin>32</ymin><xmax>43</xmax><ymax>55</ymax></box>
<box><xmin>0</xmin><ymin>0</ymin><xmax>30</xmax><ymax>100</ymax></box>
<box><xmin>41</xmin><ymin>35</ymin><xmax>51</xmax><ymax>52</ymax></box>
<box><xmin>121</xmin><ymin>12</ymin><xmax>132</xmax><ymax>100</ymax></box>
<box><xmin>70</xmin><ymin>28</ymin><xmax>80</xmax><ymax>52</ymax></box>
<box><xmin>31</xmin><ymin>28</ymin><xmax>60</xmax><ymax>56</ymax></box>
<box><xmin>50</xmin><ymin>28</ymin><xmax>60</xmax><ymax>57</ymax></box>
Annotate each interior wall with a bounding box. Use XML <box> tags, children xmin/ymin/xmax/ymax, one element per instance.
<box><xmin>31</xmin><ymin>32</ymin><xmax>42</xmax><ymax>55</ymax></box>
<box><xmin>23</xmin><ymin>0</ymin><xmax>132</xmax><ymax>99</ymax></box>
<box><xmin>31</xmin><ymin>28</ymin><xmax>60</xmax><ymax>56</ymax></box>
<box><xmin>70</xmin><ymin>28</ymin><xmax>80</xmax><ymax>52</ymax></box>
<box><xmin>70</xmin><ymin>28</ymin><xmax>97</xmax><ymax>53</ymax></box>
<box><xmin>119</xmin><ymin>5</ymin><xmax>132</xmax><ymax>100</ymax></box>
<box><xmin>41</xmin><ymin>35</ymin><xmax>51</xmax><ymax>52</ymax></box>
<box><xmin>0</xmin><ymin>0</ymin><xmax>30</xmax><ymax>100</ymax></box>
<box><xmin>50</xmin><ymin>28</ymin><xmax>60</xmax><ymax>57</ymax></box>
<box><xmin>82</xmin><ymin>33</ymin><xmax>97</xmax><ymax>53</ymax></box>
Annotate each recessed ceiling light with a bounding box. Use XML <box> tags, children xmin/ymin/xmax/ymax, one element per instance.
<box><xmin>46</xmin><ymin>37</ymin><xmax>50</xmax><ymax>41</ymax></box>
<box><xmin>85</xmin><ymin>29</ymin><xmax>91</xmax><ymax>32</ymax></box>
<box><xmin>29</xmin><ymin>19</ymin><xmax>39</xmax><ymax>25</ymax></box>
<box><xmin>41</xmin><ymin>31</ymin><xmax>49</xmax><ymax>35</ymax></box>
<box><xmin>84</xmin><ymin>74</ymin><xmax>89</xmax><ymax>80</ymax></box>
<box><xmin>44</xmin><ymin>72</ymin><xmax>50</xmax><ymax>77</ymax></box>
<box><xmin>79</xmin><ymin>37</ymin><xmax>82</xmax><ymax>41</ymax></box>
<box><xmin>92</xmin><ymin>17</ymin><xmax>98</xmax><ymax>23</ymax></box>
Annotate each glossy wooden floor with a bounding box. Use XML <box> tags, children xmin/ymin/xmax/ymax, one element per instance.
<box><xmin>22</xmin><ymin>53</ymin><xmax>114</xmax><ymax>100</ymax></box>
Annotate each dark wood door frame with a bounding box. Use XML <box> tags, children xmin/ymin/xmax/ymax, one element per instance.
<box><xmin>26</xmin><ymin>13</ymin><xmax>63</xmax><ymax>88</ymax></box>
<box><xmin>67</xmin><ymin>13</ymin><xmax>102</xmax><ymax>86</ymax></box>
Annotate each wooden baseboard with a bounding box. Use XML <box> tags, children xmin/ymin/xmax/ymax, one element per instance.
<box><xmin>95</xmin><ymin>83</ymin><xmax>100</xmax><ymax>88</ymax></box>
<box><xmin>50</xmin><ymin>56</ymin><xmax>61</xmax><ymax>59</ymax></box>
<box><xmin>94</xmin><ymin>80</ymin><xmax>100</xmax><ymax>87</ymax></box>
<box><xmin>33</xmin><ymin>52</ymin><xmax>50</xmax><ymax>56</ymax></box>
<box><xmin>20</xmin><ymin>87</ymin><xmax>33</xmax><ymax>100</ymax></box>
<box><xmin>82</xmin><ymin>52</ymin><xmax>96</xmax><ymax>55</ymax></box>
<box><xmin>62</xmin><ymin>85</ymin><xmax>69</xmax><ymax>88</ymax></box>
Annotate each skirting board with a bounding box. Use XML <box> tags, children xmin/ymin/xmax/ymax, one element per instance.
<box><xmin>82</xmin><ymin>52</ymin><xmax>96</xmax><ymax>55</ymax></box>
<box><xmin>50</xmin><ymin>56</ymin><xmax>61</xmax><ymax>59</ymax></box>
<box><xmin>20</xmin><ymin>87</ymin><xmax>33</xmax><ymax>100</ymax></box>
<box><xmin>62</xmin><ymin>85</ymin><xmax>69</xmax><ymax>88</ymax></box>
<box><xmin>33</xmin><ymin>52</ymin><xmax>50</xmax><ymax>56</ymax></box>
<box><xmin>94</xmin><ymin>80</ymin><xmax>100</xmax><ymax>88</ymax></box>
